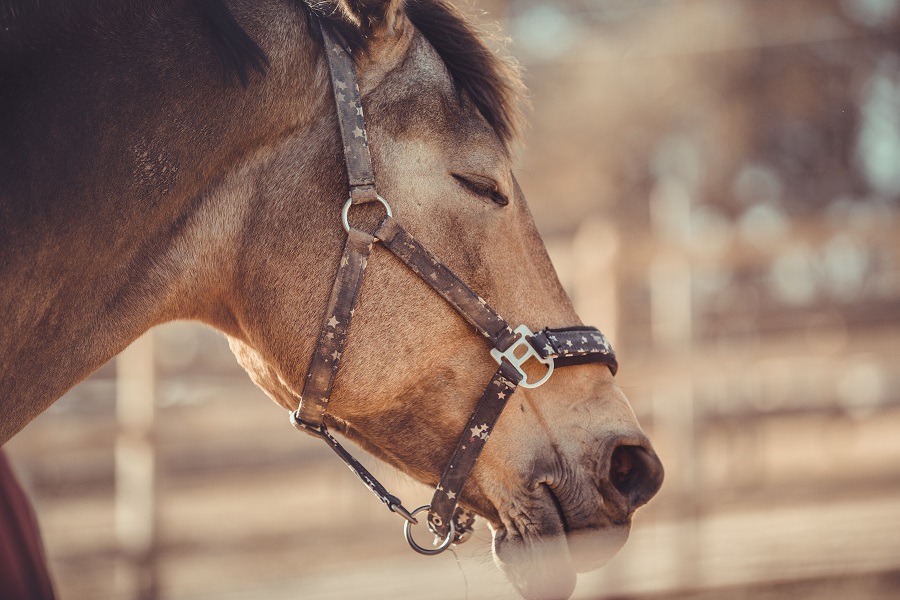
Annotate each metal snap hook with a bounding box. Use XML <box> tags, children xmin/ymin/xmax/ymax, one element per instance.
<box><xmin>404</xmin><ymin>505</ymin><xmax>455</xmax><ymax>556</ymax></box>
<box><xmin>342</xmin><ymin>194</ymin><xmax>392</xmax><ymax>236</ymax></box>
<box><xmin>389</xmin><ymin>501</ymin><xmax>418</xmax><ymax>525</ymax></box>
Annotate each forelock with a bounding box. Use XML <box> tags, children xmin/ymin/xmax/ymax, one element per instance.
<box><xmin>312</xmin><ymin>0</ymin><xmax>526</xmax><ymax>147</ymax></box>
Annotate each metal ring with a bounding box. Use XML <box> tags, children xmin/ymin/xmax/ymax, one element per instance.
<box><xmin>403</xmin><ymin>505</ymin><xmax>455</xmax><ymax>556</ymax></box>
<box><xmin>341</xmin><ymin>194</ymin><xmax>392</xmax><ymax>234</ymax></box>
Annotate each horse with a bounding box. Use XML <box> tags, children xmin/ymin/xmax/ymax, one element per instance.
<box><xmin>0</xmin><ymin>1</ymin><xmax>664</xmax><ymax>598</ymax></box>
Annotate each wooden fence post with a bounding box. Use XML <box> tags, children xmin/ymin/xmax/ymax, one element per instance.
<box><xmin>115</xmin><ymin>331</ymin><xmax>157</xmax><ymax>600</ymax></box>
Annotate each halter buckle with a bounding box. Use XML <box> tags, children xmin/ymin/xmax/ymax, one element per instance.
<box><xmin>490</xmin><ymin>325</ymin><xmax>554</xmax><ymax>389</ymax></box>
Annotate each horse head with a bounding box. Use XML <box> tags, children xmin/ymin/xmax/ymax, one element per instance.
<box><xmin>0</xmin><ymin>0</ymin><xmax>662</xmax><ymax>597</ymax></box>
<box><xmin>218</xmin><ymin>1</ymin><xmax>663</xmax><ymax>597</ymax></box>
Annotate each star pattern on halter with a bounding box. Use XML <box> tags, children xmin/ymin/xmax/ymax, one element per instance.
<box><xmin>469</xmin><ymin>423</ymin><xmax>490</xmax><ymax>441</ymax></box>
<box><xmin>327</xmin><ymin>316</ymin><xmax>340</xmax><ymax>328</ymax></box>
<box><xmin>538</xmin><ymin>330</ymin><xmax>615</xmax><ymax>359</ymax></box>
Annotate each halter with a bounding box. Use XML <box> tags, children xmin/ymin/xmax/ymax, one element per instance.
<box><xmin>290</xmin><ymin>23</ymin><xmax>619</xmax><ymax>555</ymax></box>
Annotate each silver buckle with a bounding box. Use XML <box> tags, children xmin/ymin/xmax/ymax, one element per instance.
<box><xmin>341</xmin><ymin>195</ymin><xmax>392</xmax><ymax>238</ymax></box>
<box><xmin>490</xmin><ymin>325</ymin><xmax>554</xmax><ymax>389</ymax></box>
<box><xmin>404</xmin><ymin>505</ymin><xmax>455</xmax><ymax>556</ymax></box>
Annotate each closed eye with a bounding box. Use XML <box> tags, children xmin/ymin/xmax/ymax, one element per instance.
<box><xmin>452</xmin><ymin>173</ymin><xmax>509</xmax><ymax>207</ymax></box>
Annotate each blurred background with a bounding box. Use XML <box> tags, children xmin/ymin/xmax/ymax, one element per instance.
<box><xmin>5</xmin><ymin>0</ymin><xmax>900</xmax><ymax>598</ymax></box>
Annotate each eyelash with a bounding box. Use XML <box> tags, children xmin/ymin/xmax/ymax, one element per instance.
<box><xmin>452</xmin><ymin>174</ymin><xmax>509</xmax><ymax>207</ymax></box>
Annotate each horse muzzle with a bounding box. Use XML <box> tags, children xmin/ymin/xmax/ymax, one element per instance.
<box><xmin>490</xmin><ymin>434</ymin><xmax>663</xmax><ymax>599</ymax></box>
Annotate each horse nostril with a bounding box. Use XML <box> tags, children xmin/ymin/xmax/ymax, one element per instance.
<box><xmin>609</xmin><ymin>444</ymin><xmax>664</xmax><ymax>510</ymax></box>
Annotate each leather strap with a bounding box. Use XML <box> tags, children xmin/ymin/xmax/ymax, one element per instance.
<box><xmin>319</xmin><ymin>24</ymin><xmax>378</xmax><ymax>204</ymax></box>
<box><xmin>297</xmin><ymin>227</ymin><xmax>374</xmax><ymax>426</ymax></box>
<box><xmin>532</xmin><ymin>327</ymin><xmax>618</xmax><ymax>374</ymax></box>
<box><xmin>375</xmin><ymin>217</ymin><xmax>517</xmax><ymax>351</ymax></box>
<box><xmin>290</xmin><ymin>411</ymin><xmax>415</xmax><ymax>522</ymax></box>
<box><xmin>427</xmin><ymin>361</ymin><xmax>521</xmax><ymax>536</ymax></box>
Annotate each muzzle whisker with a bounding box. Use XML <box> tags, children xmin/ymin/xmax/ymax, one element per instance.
<box><xmin>449</xmin><ymin>547</ymin><xmax>470</xmax><ymax>600</ymax></box>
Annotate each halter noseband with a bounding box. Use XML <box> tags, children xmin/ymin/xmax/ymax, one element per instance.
<box><xmin>290</xmin><ymin>23</ymin><xmax>618</xmax><ymax>555</ymax></box>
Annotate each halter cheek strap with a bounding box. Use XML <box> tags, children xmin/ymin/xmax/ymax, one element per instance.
<box><xmin>291</xmin><ymin>22</ymin><xmax>618</xmax><ymax>553</ymax></box>
<box><xmin>319</xmin><ymin>24</ymin><xmax>378</xmax><ymax>204</ymax></box>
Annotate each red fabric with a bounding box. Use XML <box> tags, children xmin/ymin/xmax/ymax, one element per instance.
<box><xmin>0</xmin><ymin>448</ymin><xmax>56</xmax><ymax>600</ymax></box>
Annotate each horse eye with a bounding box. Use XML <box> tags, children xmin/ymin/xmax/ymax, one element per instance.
<box><xmin>452</xmin><ymin>174</ymin><xmax>509</xmax><ymax>207</ymax></box>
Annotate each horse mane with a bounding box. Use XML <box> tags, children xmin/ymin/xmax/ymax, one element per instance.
<box><xmin>404</xmin><ymin>0</ymin><xmax>525</xmax><ymax>145</ymax></box>
<box><xmin>304</xmin><ymin>0</ymin><xmax>526</xmax><ymax>145</ymax></box>
<box><xmin>307</xmin><ymin>0</ymin><xmax>525</xmax><ymax>144</ymax></box>
<box><xmin>0</xmin><ymin>0</ymin><xmax>267</xmax><ymax>85</ymax></box>
<box><xmin>0</xmin><ymin>0</ymin><xmax>524</xmax><ymax>143</ymax></box>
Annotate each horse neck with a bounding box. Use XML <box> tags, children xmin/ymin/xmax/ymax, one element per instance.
<box><xmin>0</xmin><ymin>1</ymin><xmax>325</xmax><ymax>444</ymax></box>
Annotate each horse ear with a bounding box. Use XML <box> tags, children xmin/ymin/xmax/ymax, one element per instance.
<box><xmin>339</xmin><ymin>0</ymin><xmax>406</xmax><ymax>36</ymax></box>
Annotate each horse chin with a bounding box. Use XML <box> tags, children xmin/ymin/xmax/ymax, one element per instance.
<box><xmin>566</xmin><ymin>523</ymin><xmax>631</xmax><ymax>573</ymax></box>
<box><xmin>492</xmin><ymin>527</ymin><xmax>576</xmax><ymax>600</ymax></box>
<box><xmin>490</xmin><ymin>518</ymin><xmax>631</xmax><ymax>599</ymax></box>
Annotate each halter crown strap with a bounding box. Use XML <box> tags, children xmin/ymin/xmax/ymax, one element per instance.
<box><xmin>319</xmin><ymin>24</ymin><xmax>378</xmax><ymax>204</ymax></box>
